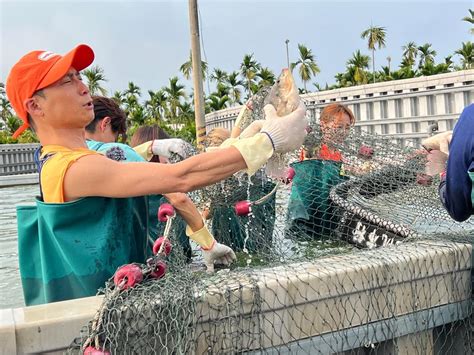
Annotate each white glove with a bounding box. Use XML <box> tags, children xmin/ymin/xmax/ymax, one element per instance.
<box><xmin>425</xmin><ymin>149</ymin><xmax>448</xmax><ymax>176</ymax></box>
<box><xmin>240</xmin><ymin>120</ymin><xmax>264</xmax><ymax>139</ymax></box>
<box><xmin>202</xmin><ymin>241</ymin><xmax>237</xmax><ymax>272</ymax></box>
<box><xmin>261</xmin><ymin>101</ymin><xmax>308</xmax><ymax>153</ymax></box>
<box><xmin>421</xmin><ymin>131</ymin><xmax>452</xmax><ymax>155</ymax></box>
<box><xmin>151</xmin><ymin>138</ymin><xmax>191</xmax><ymax>159</ymax></box>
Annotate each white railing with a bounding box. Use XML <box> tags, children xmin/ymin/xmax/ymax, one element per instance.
<box><xmin>0</xmin><ymin>144</ymin><xmax>39</xmax><ymax>176</ymax></box>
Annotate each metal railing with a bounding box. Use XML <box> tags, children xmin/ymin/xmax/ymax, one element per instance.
<box><xmin>0</xmin><ymin>143</ymin><xmax>39</xmax><ymax>176</ymax></box>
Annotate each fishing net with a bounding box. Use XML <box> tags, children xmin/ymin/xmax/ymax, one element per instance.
<box><xmin>70</xmin><ymin>92</ymin><xmax>473</xmax><ymax>354</ymax></box>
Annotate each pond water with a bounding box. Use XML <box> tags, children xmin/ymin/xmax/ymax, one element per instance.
<box><xmin>0</xmin><ymin>184</ymin><xmax>39</xmax><ymax>309</ymax></box>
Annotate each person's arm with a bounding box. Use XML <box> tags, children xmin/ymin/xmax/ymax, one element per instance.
<box><xmin>64</xmin><ymin>102</ymin><xmax>307</xmax><ymax>202</ymax></box>
<box><xmin>63</xmin><ymin>145</ymin><xmax>249</xmax><ymax>202</ymax></box>
<box><xmin>163</xmin><ymin>192</ymin><xmax>204</xmax><ymax>232</ymax></box>
<box><xmin>439</xmin><ymin>105</ymin><xmax>474</xmax><ymax>222</ymax></box>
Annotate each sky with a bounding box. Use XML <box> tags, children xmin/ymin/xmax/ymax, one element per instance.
<box><xmin>0</xmin><ymin>0</ymin><xmax>472</xmax><ymax>99</ymax></box>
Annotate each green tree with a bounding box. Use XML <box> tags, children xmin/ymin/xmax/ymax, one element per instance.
<box><xmin>455</xmin><ymin>41</ymin><xmax>474</xmax><ymax>69</ymax></box>
<box><xmin>112</xmin><ymin>90</ymin><xmax>125</xmax><ymax>106</ymax></box>
<box><xmin>164</xmin><ymin>77</ymin><xmax>186</xmax><ymax>120</ymax></box>
<box><xmin>122</xmin><ymin>82</ymin><xmax>141</xmax><ymax>118</ymax></box>
<box><xmin>402</xmin><ymin>41</ymin><xmax>418</xmax><ymax>69</ymax></box>
<box><xmin>210</xmin><ymin>68</ymin><xmax>228</xmax><ymax>85</ymax></box>
<box><xmin>361</xmin><ymin>25</ymin><xmax>387</xmax><ymax>83</ymax></box>
<box><xmin>83</xmin><ymin>65</ymin><xmax>108</xmax><ymax>96</ymax></box>
<box><xmin>0</xmin><ymin>83</ymin><xmax>13</xmax><ymax>129</ymax></box>
<box><xmin>240</xmin><ymin>53</ymin><xmax>261</xmax><ymax>98</ymax></box>
<box><xmin>417</xmin><ymin>43</ymin><xmax>437</xmax><ymax>69</ymax></box>
<box><xmin>256</xmin><ymin>67</ymin><xmax>276</xmax><ymax>88</ymax></box>
<box><xmin>225</xmin><ymin>71</ymin><xmax>244</xmax><ymax>105</ymax></box>
<box><xmin>462</xmin><ymin>9</ymin><xmax>474</xmax><ymax>34</ymax></box>
<box><xmin>124</xmin><ymin>81</ymin><xmax>141</xmax><ymax>99</ymax></box>
<box><xmin>145</xmin><ymin>89</ymin><xmax>168</xmax><ymax>122</ymax></box>
<box><xmin>398</xmin><ymin>56</ymin><xmax>417</xmax><ymax>78</ymax></box>
<box><xmin>346</xmin><ymin>50</ymin><xmax>370</xmax><ymax>85</ymax></box>
<box><xmin>290</xmin><ymin>44</ymin><xmax>320</xmax><ymax>93</ymax></box>
<box><xmin>207</xmin><ymin>95</ymin><xmax>230</xmax><ymax>112</ymax></box>
<box><xmin>179</xmin><ymin>51</ymin><xmax>208</xmax><ymax>80</ymax></box>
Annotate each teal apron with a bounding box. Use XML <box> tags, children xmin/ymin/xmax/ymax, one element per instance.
<box><xmin>17</xmin><ymin>196</ymin><xmax>149</xmax><ymax>306</ymax></box>
<box><xmin>287</xmin><ymin>159</ymin><xmax>348</xmax><ymax>239</ymax></box>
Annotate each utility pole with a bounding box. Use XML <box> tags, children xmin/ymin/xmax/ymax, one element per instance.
<box><xmin>285</xmin><ymin>39</ymin><xmax>290</xmax><ymax>69</ymax></box>
<box><xmin>188</xmin><ymin>0</ymin><xmax>206</xmax><ymax>151</ymax></box>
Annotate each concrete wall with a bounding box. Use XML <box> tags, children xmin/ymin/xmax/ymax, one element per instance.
<box><xmin>1</xmin><ymin>240</ymin><xmax>470</xmax><ymax>354</ymax></box>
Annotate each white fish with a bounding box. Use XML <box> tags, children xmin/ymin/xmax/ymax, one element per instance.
<box><xmin>264</xmin><ymin>69</ymin><xmax>301</xmax><ymax>178</ymax></box>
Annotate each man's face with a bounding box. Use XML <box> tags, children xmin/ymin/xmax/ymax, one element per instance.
<box><xmin>35</xmin><ymin>68</ymin><xmax>94</xmax><ymax>129</ymax></box>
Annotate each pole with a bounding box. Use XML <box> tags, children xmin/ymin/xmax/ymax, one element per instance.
<box><xmin>188</xmin><ymin>0</ymin><xmax>206</xmax><ymax>151</ymax></box>
<box><xmin>285</xmin><ymin>39</ymin><xmax>290</xmax><ymax>69</ymax></box>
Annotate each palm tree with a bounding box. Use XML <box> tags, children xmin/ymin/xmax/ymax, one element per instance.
<box><xmin>179</xmin><ymin>51</ymin><xmax>208</xmax><ymax>80</ymax></box>
<box><xmin>398</xmin><ymin>56</ymin><xmax>417</xmax><ymax>78</ymax></box>
<box><xmin>380</xmin><ymin>66</ymin><xmax>393</xmax><ymax>81</ymax></box>
<box><xmin>128</xmin><ymin>104</ymin><xmax>147</xmax><ymax>127</ymax></box>
<box><xmin>0</xmin><ymin>82</ymin><xmax>13</xmax><ymax>127</ymax></box>
<box><xmin>177</xmin><ymin>102</ymin><xmax>195</xmax><ymax>124</ymax></box>
<box><xmin>402</xmin><ymin>42</ymin><xmax>418</xmax><ymax>69</ymax></box>
<box><xmin>291</xmin><ymin>44</ymin><xmax>320</xmax><ymax>93</ymax></box>
<box><xmin>417</xmin><ymin>43</ymin><xmax>437</xmax><ymax>69</ymax></box>
<box><xmin>210</xmin><ymin>68</ymin><xmax>228</xmax><ymax>85</ymax></box>
<box><xmin>112</xmin><ymin>90</ymin><xmax>125</xmax><ymax>106</ymax></box>
<box><xmin>313</xmin><ymin>82</ymin><xmax>322</xmax><ymax>91</ymax></box>
<box><xmin>124</xmin><ymin>82</ymin><xmax>141</xmax><ymax>99</ymax></box>
<box><xmin>256</xmin><ymin>67</ymin><xmax>275</xmax><ymax>88</ymax></box>
<box><xmin>455</xmin><ymin>41</ymin><xmax>474</xmax><ymax>69</ymax></box>
<box><xmin>462</xmin><ymin>9</ymin><xmax>474</xmax><ymax>34</ymax></box>
<box><xmin>361</xmin><ymin>25</ymin><xmax>387</xmax><ymax>83</ymax></box>
<box><xmin>145</xmin><ymin>90</ymin><xmax>168</xmax><ymax>122</ymax></box>
<box><xmin>83</xmin><ymin>65</ymin><xmax>108</xmax><ymax>96</ymax></box>
<box><xmin>443</xmin><ymin>55</ymin><xmax>454</xmax><ymax>71</ymax></box>
<box><xmin>346</xmin><ymin>50</ymin><xmax>370</xmax><ymax>85</ymax></box>
<box><xmin>240</xmin><ymin>53</ymin><xmax>261</xmax><ymax>98</ymax></box>
<box><xmin>225</xmin><ymin>71</ymin><xmax>244</xmax><ymax>105</ymax></box>
<box><xmin>207</xmin><ymin>95</ymin><xmax>230</xmax><ymax>112</ymax></box>
<box><xmin>164</xmin><ymin>77</ymin><xmax>186</xmax><ymax>120</ymax></box>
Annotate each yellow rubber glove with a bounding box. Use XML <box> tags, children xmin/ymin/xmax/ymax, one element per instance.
<box><xmin>185</xmin><ymin>223</ymin><xmax>215</xmax><ymax>249</ymax></box>
<box><xmin>206</xmin><ymin>134</ymin><xmax>274</xmax><ymax>176</ymax></box>
<box><xmin>231</xmin><ymin>133</ymin><xmax>274</xmax><ymax>176</ymax></box>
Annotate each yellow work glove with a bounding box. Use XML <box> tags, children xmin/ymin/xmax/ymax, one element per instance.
<box><xmin>133</xmin><ymin>140</ymin><xmax>154</xmax><ymax>161</ymax></box>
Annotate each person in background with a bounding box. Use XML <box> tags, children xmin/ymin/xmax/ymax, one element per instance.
<box><xmin>424</xmin><ymin>104</ymin><xmax>473</xmax><ymax>222</ymax></box>
<box><xmin>130</xmin><ymin>125</ymin><xmax>171</xmax><ymax>163</ymax></box>
<box><xmin>288</xmin><ymin>103</ymin><xmax>355</xmax><ymax>240</ymax></box>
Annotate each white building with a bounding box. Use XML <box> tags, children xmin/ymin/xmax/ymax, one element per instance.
<box><xmin>205</xmin><ymin>70</ymin><xmax>474</xmax><ymax>147</ymax></box>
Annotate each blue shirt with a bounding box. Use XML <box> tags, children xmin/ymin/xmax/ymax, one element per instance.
<box><xmin>86</xmin><ymin>139</ymin><xmax>146</xmax><ymax>163</ymax></box>
<box><xmin>439</xmin><ymin>104</ymin><xmax>474</xmax><ymax>222</ymax></box>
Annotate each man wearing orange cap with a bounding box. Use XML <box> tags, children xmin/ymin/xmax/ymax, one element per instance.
<box><xmin>7</xmin><ymin>44</ymin><xmax>307</xmax><ymax>305</ymax></box>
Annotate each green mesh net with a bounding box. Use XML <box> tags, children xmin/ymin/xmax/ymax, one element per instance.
<box><xmin>69</xmin><ymin>92</ymin><xmax>473</xmax><ymax>355</ymax></box>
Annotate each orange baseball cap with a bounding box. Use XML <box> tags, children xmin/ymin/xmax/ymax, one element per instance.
<box><xmin>6</xmin><ymin>44</ymin><xmax>95</xmax><ymax>138</ymax></box>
